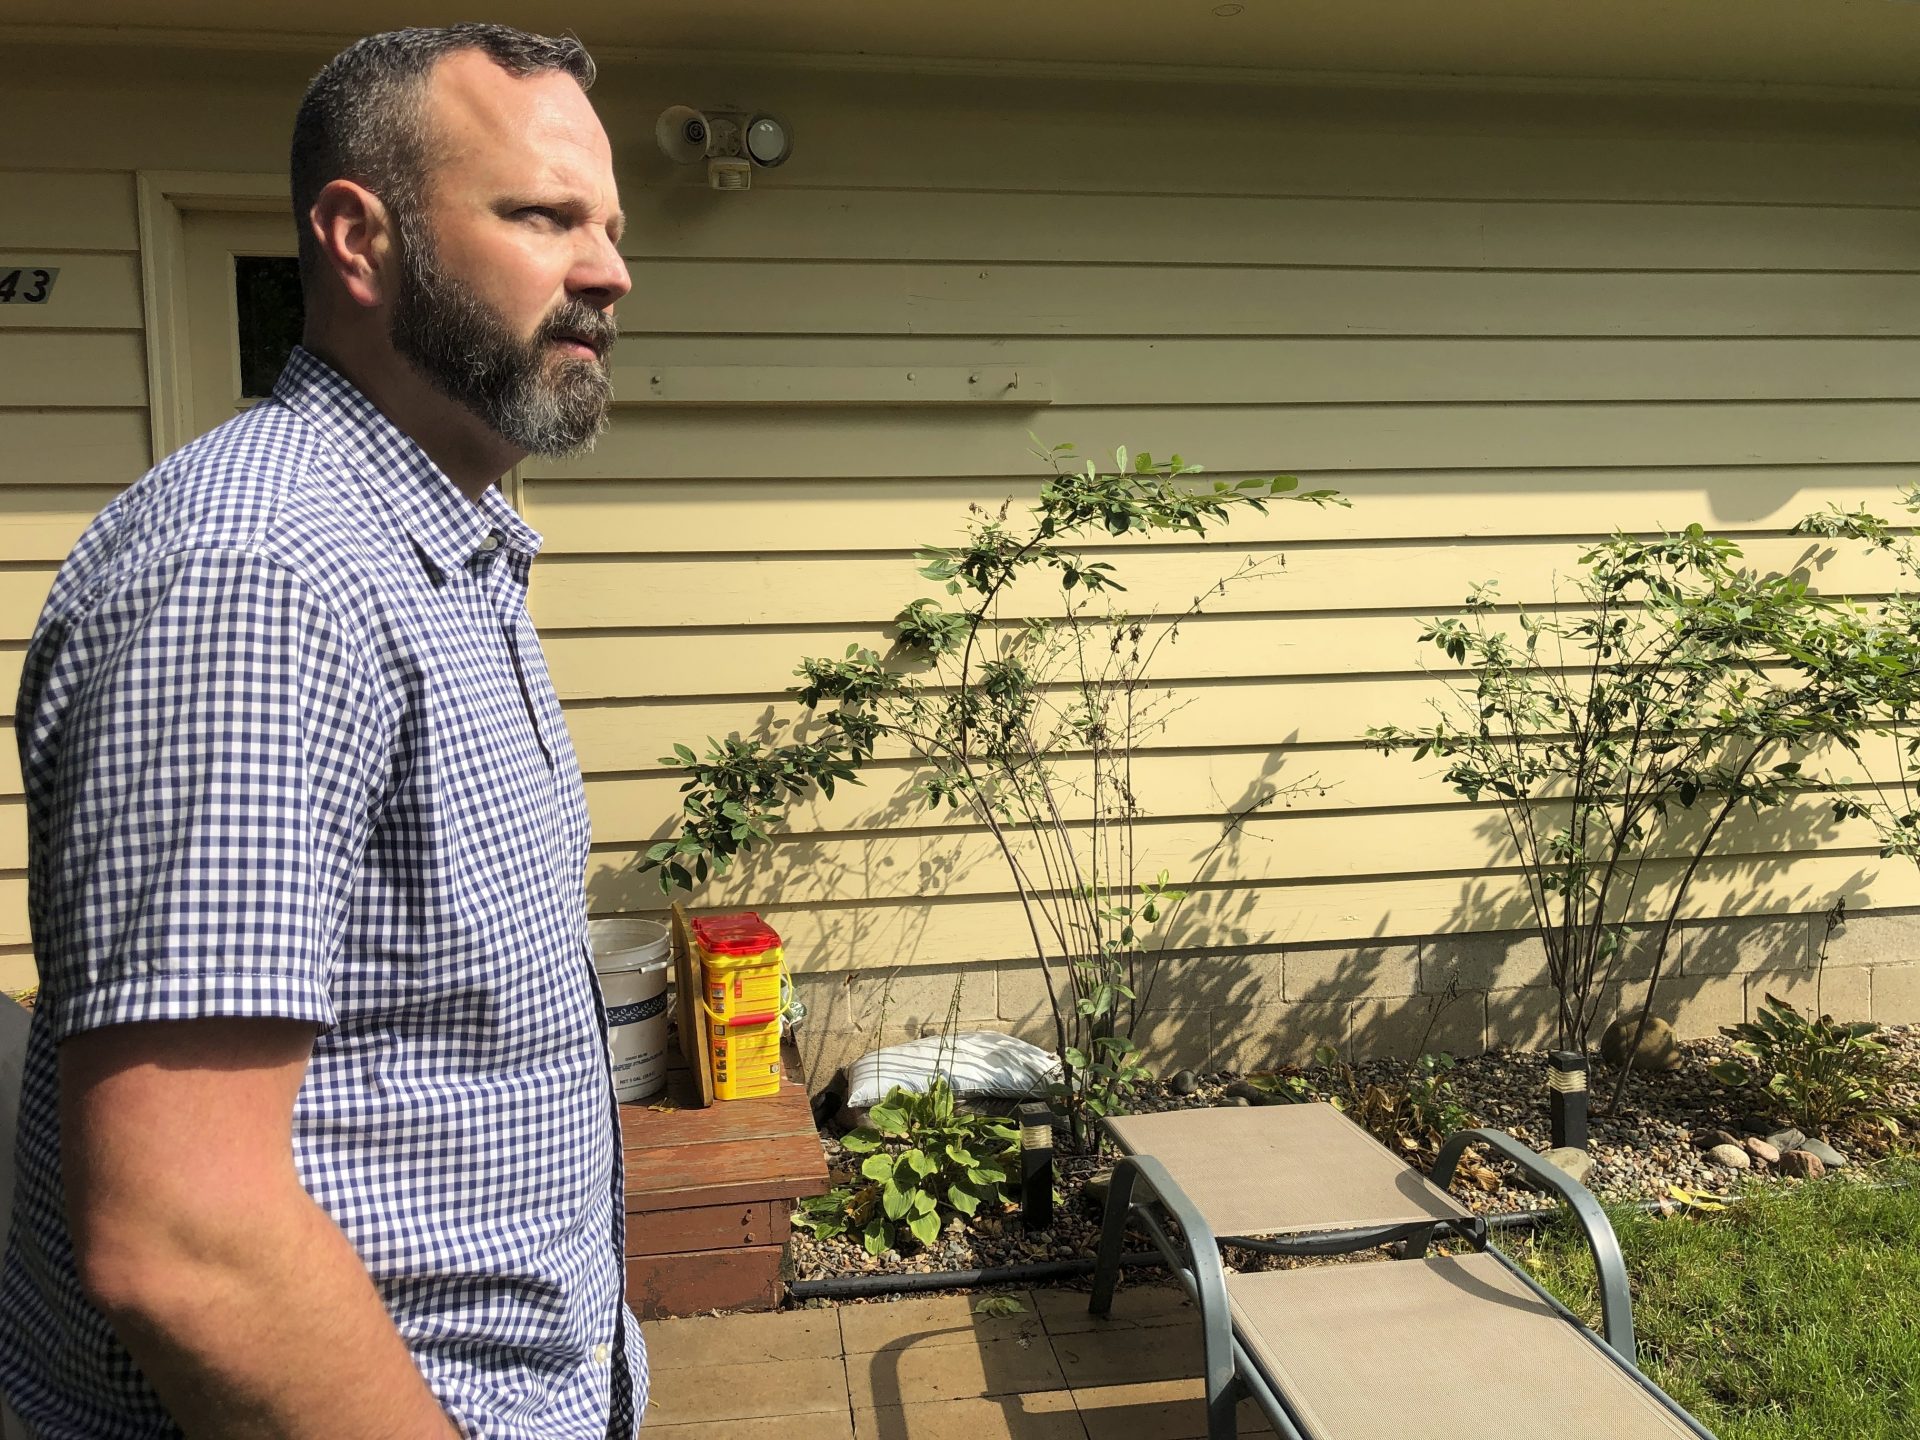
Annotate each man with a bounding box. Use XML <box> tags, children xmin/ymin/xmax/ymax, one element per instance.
<box><xmin>0</xmin><ymin>25</ymin><xmax>640</xmax><ymax>1438</ymax></box>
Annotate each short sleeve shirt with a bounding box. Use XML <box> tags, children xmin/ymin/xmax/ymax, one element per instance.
<box><xmin>0</xmin><ymin>347</ymin><xmax>643</xmax><ymax>1438</ymax></box>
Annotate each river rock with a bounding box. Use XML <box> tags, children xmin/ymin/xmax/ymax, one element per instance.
<box><xmin>1797</xmin><ymin>1136</ymin><xmax>1848</xmax><ymax>1169</ymax></box>
<box><xmin>1778</xmin><ymin>1149</ymin><xmax>1826</xmax><ymax>1180</ymax></box>
<box><xmin>1706</xmin><ymin>1143</ymin><xmax>1751</xmax><ymax>1171</ymax></box>
<box><xmin>1599</xmin><ymin>1015</ymin><xmax>1681</xmax><ymax>1072</ymax></box>
<box><xmin>1540</xmin><ymin>1146</ymin><xmax>1596</xmax><ymax>1188</ymax></box>
<box><xmin>1168</xmin><ymin>1068</ymin><xmax>1200</xmax><ymax>1096</ymax></box>
<box><xmin>1692</xmin><ymin>1127</ymin><xmax>1742</xmax><ymax>1152</ymax></box>
<box><xmin>1224</xmin><ymin>1080</ymin><xmax>1270</xmax><ymax>1105</ymax></box>
<box><xmin>1743</xmin><ymin>1138</ymin><xmax>1781</xmax><ymax>1166</ymax></box>
<box><xmin>1766</xmin><ymin>1127</ymin><xmax>1808</xmax><ymax>1152</ymax></box>
<box><xmin>1083</xmin><ymin>1171</ymin><xmax>1113</xmax><ymax>1212</ymax></box>
<box><xmin>1221</xmin><ymin>1096</ymin><xmax>1251</xmax><ymax>1107</ymax></box>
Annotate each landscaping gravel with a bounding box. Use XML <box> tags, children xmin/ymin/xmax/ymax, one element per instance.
<box><xmin>788</xmin><ymin>1026</ymin><xmax>1920</xmax><ymax>1284</ymax></box>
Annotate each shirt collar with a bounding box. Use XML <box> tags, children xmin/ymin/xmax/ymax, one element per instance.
<box><xmin>271</xmin><ymin>346</ymin><xmax>544</xmax><ymax>580</ymax></box>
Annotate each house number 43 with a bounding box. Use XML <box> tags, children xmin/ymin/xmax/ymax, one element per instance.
<box><xmin>0</xmin><ymin>268</ymin><xmax>58</xmax><ymax>303</ymax></box>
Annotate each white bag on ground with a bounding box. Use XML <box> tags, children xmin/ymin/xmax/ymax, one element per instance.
<box><xmin>845</xmin><ymin>1031</ymin><xmax>1061</xmax><ymax>1109</ymax></box>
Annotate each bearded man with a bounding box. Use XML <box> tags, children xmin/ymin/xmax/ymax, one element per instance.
<box><xmin>0</xmin><ymin>25</ymin><xmax>640</xmax><ymax>1439</ymax></box>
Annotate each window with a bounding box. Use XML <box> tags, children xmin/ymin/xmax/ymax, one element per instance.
<box><xmin>234</xmin><ymin>255</ymin><xmax>304</xmax><ymax>398</ymax></box>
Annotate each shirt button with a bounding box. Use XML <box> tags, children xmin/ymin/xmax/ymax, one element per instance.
<box><xmin>593</xmin><ymin>1343</ymin><xmax>611</xmax><ymax>1366</ymax></box>
<box><xmin>478</xmin><ymin>531</ymin><xmax>501</xmax><ymax>554</ymax></box>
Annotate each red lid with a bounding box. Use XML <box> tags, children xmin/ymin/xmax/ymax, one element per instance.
<box><xmin>691</xmin><ymin>911</ymin><xmax>782</xmax><ymax>956</ymax></box>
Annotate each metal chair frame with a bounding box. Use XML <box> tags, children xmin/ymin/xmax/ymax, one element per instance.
<box><xmin>1089</xmin><ymin>1122</ymin><xmax>1718</xmax><ymax>1440</ymax></box>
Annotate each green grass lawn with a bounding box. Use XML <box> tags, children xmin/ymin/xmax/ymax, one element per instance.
<box><xmin>1516</xmin><ymin>1158</ymin><xmax>1919</xmax><ymax>1439</ymax></box>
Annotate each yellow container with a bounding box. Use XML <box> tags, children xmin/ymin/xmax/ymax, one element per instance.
<box><xmin>693</xmin><ymin>912</ymin><xmax>787</xmax><ymax>1101</ymax></box>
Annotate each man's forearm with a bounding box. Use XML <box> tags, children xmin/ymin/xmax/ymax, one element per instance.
<box><xmin>93</xmin><ymin>1183</ymin><xmax>459</xmax><ymax>1440</ymax></box>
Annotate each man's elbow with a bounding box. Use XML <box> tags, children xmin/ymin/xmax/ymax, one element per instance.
<box><xmin>69</xmin><ymin>1205</ymin><xmax>200</xmax><ymax>1326</ymax></box>
<box><xmin>68</xmin><ymin>1188</ymin><xmax>285</xmax><ymax>1332</ymax></box>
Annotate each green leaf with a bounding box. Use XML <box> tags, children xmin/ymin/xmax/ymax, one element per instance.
<box><xmin>973</xmin><ymin>1294</ymin><xmax>1026</xmax><ymax>1318</ymax></box>
<box><xmin>861</xmin><ymin>1154</ymin><xmax>896</xmax><ymax>1183</ymax></box>
<box><xmin>907</xmin><ymin>1211</ymin><xmax>942</xmax><ymax>1247</ymax></box>
<box><xmin>863</xmin><ymin>1219</ymin><xmax>893</xmax><ymax>1256</ymax></box>
<box><xmin>948</xmin><ymin>1184</ymin><xmax>982</xmax><ymax>1216</ymax></box>
<box><xmin>882</xmin><ymin>1184</ymin><xmax>914</xmax><ymax>1220</ymax></box>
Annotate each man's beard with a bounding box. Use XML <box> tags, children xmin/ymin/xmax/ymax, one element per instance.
<box><xmin>388</xmin><ymin>219</ymin><xmax>617</xmax><ymax>459</ymax></box>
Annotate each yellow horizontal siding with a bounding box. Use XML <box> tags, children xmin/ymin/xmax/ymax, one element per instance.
<box><xmin>0</xmin><ymin>170</ymin><xmax>149</xmax><ymax>962</ymax></box>
<box><xmin>588</xmin><ymin>788</ymin><xmax>1877</xmax><ymax>910</ymax></box>
<box><xmin>612</xmin><ymin>337</ymin><xmax>1920</xmax><ymax>405</ymax></box>
<box><xmin>0</xmin><ymin>332</ymin><xmax>148</xmax><ymax>408</ymax></box>
<box><xmin>529</xmin><ymin>401</ymin><xmax>1920</xmax><ymax>482</ymax></box>
<box><xmin>5</xmin><ymin>57</ymin><xmax>1920</xmax><ymax>977</ymax></box>
<box><xmin>526</xmin><ymin>536</ymin><xmax>1890</xmax><ymax>633</ymax></box>
<box><xmin>0</xmin><ymin>807</ymin><xmax>22</xmax><ymax>870</ymax></box>
<box><xmin>582</xmin><ymin>850</ymin><xmax>1920</xmax><ymax>970</ymax></box>
<box><xmin>0</xmin><ymin>171</ymin><xmax>139</xmax><ymax>250</ymax></box>
<box><xmin>609</xmin><ymin>261</ymin><xmax>1920</xmax><ymax>339</ymax></box>
<box><xmin>626</xmin><ymin>188</ymin><xmax>1920</xmax><ymax>270</ymax></box>
<box><xmin>0</xmin><ymin>253</ymin><xmax>144</xmax><ymax>329</ymax></box>
<box><xmin>529</xmin><ymin>469</ymin><xmax>1920</xmax><ymax>553</ymax></box>
<box><xmin>549</xmin><ymin>670</ymin><xmax>1824</xmax><ymax>778</ymax></box>
<box><xmin>0</xmin><ymin>951</ymin><xmax>35</xmax><ymax>994</ymax></box>
<box><xmin>0</xmin><ymin>488</ymin><xmax>119</xmax><ymax>563</ymax></box>
<box><xmin>0</xmin><ymin>410</ymin><xmax>151</xmax><ymax>486</ymax></box>
<box><xmin>0</xmin><ymin>877</ymin><xmax>26</xmax><ymax>947</ymax></box>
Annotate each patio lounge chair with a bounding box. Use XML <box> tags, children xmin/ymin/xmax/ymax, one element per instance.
<box><xmin>1089</xmin><ymin>1103</ymin><xmax>1715</xmax><ymax>1440</ymax></box>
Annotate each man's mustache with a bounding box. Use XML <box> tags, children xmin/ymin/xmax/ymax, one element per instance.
<box><xmin>539</xmin><ymin>303</ymin><xmax>618</xmax><ymax>359</ymax></box>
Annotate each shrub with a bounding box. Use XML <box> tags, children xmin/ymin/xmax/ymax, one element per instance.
<box><xmin>1707</xmin><ymin>992</ymin><xmax>1901</xmax><ymax>1137</ymax></box>
<box><xmin>646</xmin><ymin>441</ymin><xmax>1343</xmax><ymax>1142</ymax></box>
<box><xmin>1368</xmin><ymin>528</ymin><xmax>1858</xmax><ymax>1110</ymax></box>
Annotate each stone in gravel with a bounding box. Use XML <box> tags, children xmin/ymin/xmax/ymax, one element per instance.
<box><xmin>1706</xmin><ymin>1143</ymin><xmax>1751</xmax><ymax>1171</ymax></box>
<box><xmin>1739</xmin><ymin>1114</ymin><xmax>1775</xmax><ymax>1136</ymax></box>
<box><xmin>1765</xmin><ymin>1127</ymin><xmax>1808</xmax><ymax>1153</ymax></box>
<box><xmin>1796</xmin><ymin>1136</ymin><xmax>1848</xmax><ymax>1169</ymax></box>
<box><xmin>1778</xmin><ymin>1149</ymin><xmax>1826</xmax><ymax>1180</ymax></box>
<box><xmin>1599</xmin><ymin>1015</ymin><xmax>1681</xmax><ymax>1072</ymax></box>
<box><xmin>1538</xmin><ymin>1146</ymin><xmax>1596</xmax><ymax>1188</ymax></box>
<box><xmin>1221</xmin><ymin>1096</ymin><xmax>1251</xmax><ymax>1107</ymax></box>
<box><xmin>1083</xmin><ymin>1171</ymin><xmax>1112</xmax><ymax>1213</ymax></box>
<box><xmin>1743</xmin><ymin>1138</ymin><xmax>1781</xmax><ymax>1166</ymax></box>
<box><xmin>1224</xmin><ymin>1080</ymin><xmax>1270</xmax><ymax>1105</ymax></box>
<box><xmin>1168</xmin><ymin>1068</ymin><xmax>1200</xmax><ymax>1096</ymax></box>
<box><xmin>1693</xmin><ymin>1127</ymin><xmax>1742</xmax><ymax>1152</ymax></box>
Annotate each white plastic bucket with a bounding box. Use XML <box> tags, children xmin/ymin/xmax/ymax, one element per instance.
<box><xmin>589</xmin><ymin>918</ymin><xmax>673</xmax><ymax>1103</ymax></box>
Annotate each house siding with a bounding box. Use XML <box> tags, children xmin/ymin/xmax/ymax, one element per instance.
<box><xmin>2</xmin><ymin>43</ymin><xmax>1917</xmax><ymax>1070</ymax></box>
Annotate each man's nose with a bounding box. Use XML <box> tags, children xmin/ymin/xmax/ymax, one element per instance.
<box><xmin>574</xmin><ymin>227</ymin><xmax>632</xmax><ymax>307</ymax></box>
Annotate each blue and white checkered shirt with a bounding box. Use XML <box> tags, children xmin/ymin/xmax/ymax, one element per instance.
<box><xmin>1</xmin><ymin>347</ymin><xmax>643</xmax><ymax>1438</ymax></box>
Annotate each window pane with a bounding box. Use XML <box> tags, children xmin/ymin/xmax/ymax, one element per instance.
<box><xmin>234</xmin><ymin>255</ymin><xmax>304</xmax><ymax>399</ymax></box>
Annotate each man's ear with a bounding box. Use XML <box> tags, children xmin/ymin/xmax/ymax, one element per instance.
<box><xmin>307</xmin><ymin>179</ymin><xmax>400</xmax><ymax>310</ymax></box>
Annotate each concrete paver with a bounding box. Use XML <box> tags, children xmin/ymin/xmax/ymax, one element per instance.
<box><xmin>845</xmin><ymin>1332</ymin><xmax>1069</xmax><ymax>1410</ymax></box>
<box><xmin>852</xmin><ymin>1391</ymin><xmax>1087</xmax><ymax>1440</ymax></box>
<box><xmin>838</xmin><ymin>1290</ymin><xmax>1045</xmax><ymax>1353</ymax></box>
<box><xmin>1072</xmin><ymin>1379</ymin><xmax>1274</xmax><ymax>1440</ymax></box>
<box><xmin>641</xmin><ymin>1306</ymin><xmax>843</xmax><ymax>1368</ymax></box>
<box><xmin>644</xmin><ymin>1355</ymin><xmax>850</xmax><ymax>1426</ymax></box>
<box><xmin>640</xmin><ymin>1284</ymin><xmax>1239</xmax><ymax>1439</ymax></box>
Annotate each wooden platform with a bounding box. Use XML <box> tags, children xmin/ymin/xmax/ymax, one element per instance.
<box><xmin>619</xmin><ymin>1041</ymin><xmax>828</xmax><ymax>1319</ymax></box>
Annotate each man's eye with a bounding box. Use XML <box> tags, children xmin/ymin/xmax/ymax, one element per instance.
<box><xmin>518</xmin><ymin>208</ymin><xmax>562</xmax><ymax>226</ymax></box>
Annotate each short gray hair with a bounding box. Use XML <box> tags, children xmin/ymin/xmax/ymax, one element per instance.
<box><xmin>290</xmin><ymin>24</ymin><xmax>596</xmax><ymax>284</ymax></box>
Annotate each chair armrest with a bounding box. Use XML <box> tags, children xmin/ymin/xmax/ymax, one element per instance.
<box><xmin>1431</xmin><ymin>1127</ymin><xmax>1636</xmax><ymax>1363</ymax></box>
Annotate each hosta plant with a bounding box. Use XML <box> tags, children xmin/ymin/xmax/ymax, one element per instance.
<box><xmin>1707</xmin><ymin>992</ymin><xmax>1901</xmax><ymax>1138</ymax></box>
<box><xmin>794</xmin><ymin>1077</ymin><xmax>1017</xmax><ymax>1256</ymax></box>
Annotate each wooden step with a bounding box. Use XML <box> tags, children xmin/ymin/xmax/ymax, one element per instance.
<box><xmin>619</xmin><ymin>1040</ymin><xmax>828</xmax><ymax>1319</ymax></box>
